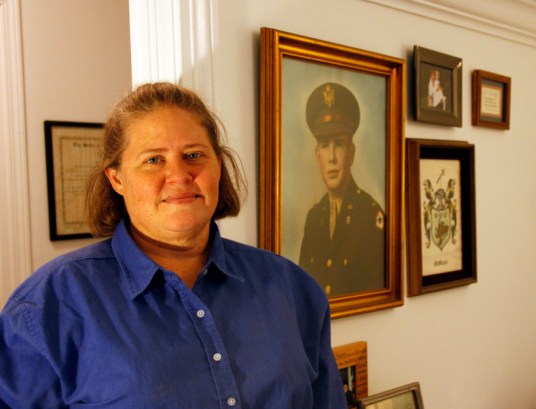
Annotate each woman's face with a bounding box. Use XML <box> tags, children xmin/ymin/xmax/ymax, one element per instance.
<box><xmin>105</xmin><ymin>105</ymin><xmax>221</xmax><ymax>244</ymax></box>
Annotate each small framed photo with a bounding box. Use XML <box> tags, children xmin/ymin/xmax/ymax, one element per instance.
<box><xmin>44</xmin><ymin>120</ymin><xmax>104</xmax><ymax>240</ymax></box>
<box><xmin>333</xmin><ymin>341</ymin><xmax>368</xmax><ymax>407</ymax></box>
<box><xmin>472</xmin><ymin>69</ymin><xmax>511</xmax><ymax>129</ymax></box>
<box><xmin>405</xmin><ymin>138</ymin><xmax>477</xmax><ymax>296</ymax></box>
<box><xmin>414</xmin><ymin>46</ymin><xmax>462</xmax><ymax>127</ymax></box>
<box><xmin>358</xmin><ymin>382</ymin><xmax>424</xmax><ymax>409</ymax></box>
<box><xmin>260</xmin><ymin>27</ymin><xmax>405</xmax><ymax>318</ymax></box>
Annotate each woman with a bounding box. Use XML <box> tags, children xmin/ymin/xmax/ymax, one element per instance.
<box><xmin>0</xmin><ymin>83</ymin><xmax>346</xmax><ymax>408</ymax></box>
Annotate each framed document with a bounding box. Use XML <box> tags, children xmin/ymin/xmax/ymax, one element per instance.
<box><xmin>472</xmin><ymin>69</ymin><xmax>511</xmax><ymax>129</ymax></box>
<box><xmin>44</xmin><ymin>121</ymin><xmax>104</xmax><ymax>240</ymax></box>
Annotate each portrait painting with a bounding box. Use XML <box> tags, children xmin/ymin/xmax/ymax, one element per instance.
<box><xmin>280</xmin><ymin>58</ymin><xmax>386</xmax><ymax>298</ymax></box>
<box><xmin>260</xmin><ymin>28</ymin><xmax>404</xmax><ymax>317</ymax></box>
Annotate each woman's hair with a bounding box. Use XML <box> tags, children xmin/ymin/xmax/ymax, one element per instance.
<box><xmin>85</xmin><ymin>82</ymin><xmax>246</xmax><ymax>237</ymax></box>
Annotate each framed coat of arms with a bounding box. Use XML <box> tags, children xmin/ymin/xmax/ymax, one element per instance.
<box><xmin>406</xmin><ymin>138</ymin><xmax>477</xmax><ymax>296</ymax></box>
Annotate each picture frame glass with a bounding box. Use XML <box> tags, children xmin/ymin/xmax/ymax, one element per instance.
<box><xmin>280</xmin><ymin>57</ymin><xmax>387</xmax><ymax>297</ymax></box>
<box><xmin>366</xmin><ymin>391</ymin><xmax>417</xmax><ymax>409</ymax></box>
<box><xmin>419</xmin><ymin>158</ymin><xmax>463</xmax><ymax>276</ymax></box>
<box><xmin>480</xmin><ymin>79</ymin><xmax>504</xmax><ymax>122</ymax></box>
<box><xmin>420</xmin><ymin>62</ymin><xmax>452</xmax><ymax>114</ymax></box>
<box><xmin>45</xmin><ymin>121</ymin><xmax>104</xmax><ymax>240</ymax></box>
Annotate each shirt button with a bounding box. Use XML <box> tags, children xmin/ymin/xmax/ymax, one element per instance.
<box><xmin>227</xmin><ymin>397</ymin><xmax>237</xmax><ymax>406</ymax></box>
<box><xmin>213</xmin><ymin>353</ymin><xmax>222</xmax><ymax>362</ymax></box>
<box><xmin>196</xmin><ymin>310</ymin><xmax>205</xmax><ymax>318</ymax></box>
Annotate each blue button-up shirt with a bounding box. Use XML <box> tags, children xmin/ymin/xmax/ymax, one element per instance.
<box><xmin>0</xmin><ymin>220</ymin><xmax>346</xmax><ymax>408</ymax></box>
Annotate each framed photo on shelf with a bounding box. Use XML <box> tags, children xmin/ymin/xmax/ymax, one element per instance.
<box><xmin>333</xmin><ymin>341</ymin><xmax>368</xmax><ymax>404</ymax></box>
<box><xmin>472</xmin><ymin>69</ymin><xmax>511</xmax><ymax>129</ymax></box>
<box><xmin>358</xmin><ymin>382</ymin><xmax>424</xmax><ymax>409</ymax></box>
<box><xmin>44</xmin><ymin>120</ymin><xmax>104</xmax><ymax>240</ymax></box>
<box><xmin>405</xmin><ymin>138</ymin><xmax>477</xmax><ymax>296</ymax></box>
<box><xmin>260</xmin><ymin>27</ymin><xmax>405</xmax><ymax>318</ymax></box>
<box><xmin>414</xmin><ymin>46</ymin><xmax>462</xmax><ymax>127</ymax></box>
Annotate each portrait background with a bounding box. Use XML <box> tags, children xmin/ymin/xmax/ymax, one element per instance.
<box><xmin>280</xmin><ymin>58</ymin><xmax>387</xmax><ymax>263</ymax></box>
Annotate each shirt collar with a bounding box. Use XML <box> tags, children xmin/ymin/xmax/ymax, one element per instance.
<box><xmin>112</xmin><ymin>218</ymin><xmax>243</xmax><ymax>299</ymax></box>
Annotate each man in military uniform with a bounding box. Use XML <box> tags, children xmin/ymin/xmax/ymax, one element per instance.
<box><xmin>299</xmin><ymin>82</ymin><xmax>385</xmax><ymax>297</ymax></box>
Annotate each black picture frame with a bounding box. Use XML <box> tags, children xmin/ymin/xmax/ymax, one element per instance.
<box><xmin>44</xmin><ymin>120</ymin><xmax>104</xmax><ymax>240</ymax></box>
<box><xmin>406</xmin><ymin>138</ymin><xmax>477</xmax><ymax>296</ymax></box>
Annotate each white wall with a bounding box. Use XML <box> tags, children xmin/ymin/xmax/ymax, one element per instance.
<box><xmin>4</xmin><ymin>0</ymin><xmax>536</xmax><ymax>408</ymax></box>
<box><xmin>20</xmin><ymin>0</ymin><xmax>132</xmax><ymax>269</ymax></box>
<box><xmin>213</xmin><ymin>1</ymin><xmax>536</xmax><ymax>408</ymax></box>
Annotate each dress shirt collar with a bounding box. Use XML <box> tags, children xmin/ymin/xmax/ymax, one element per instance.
<box><xmin>111</xmin><ymin>218</ymin><xmax>243</xmax><ymax>299</ymax></box>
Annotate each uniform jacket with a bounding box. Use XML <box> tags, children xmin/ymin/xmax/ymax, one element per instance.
<box><xmin>299</xmin><ymin>178</ymin><xmax>385</xmax><ymax>296</ymax></box>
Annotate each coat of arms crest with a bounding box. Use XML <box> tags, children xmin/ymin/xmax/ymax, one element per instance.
<box><xmin>422</xmin><ymin>177</ymin><xmax>457</xmax><ymax>250</ymax></box>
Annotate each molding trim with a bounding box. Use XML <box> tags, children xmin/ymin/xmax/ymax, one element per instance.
<box><xmin>0</xmin><ymin>0</ymin><xmax>32</xmax><ymax>305</ymax></box>
<box><xmin>363</xmin><ymin>0</ymin><xmax>536</xmax><ymax>48</ymax></box>
<box><xmin>129</xmin><ymin>0</ymin><xmax>218</xmax><ymax>108</ymax></box>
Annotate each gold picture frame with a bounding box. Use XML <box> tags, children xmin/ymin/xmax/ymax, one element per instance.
<box><xmin>260</xmin><ymin>27</ymin><xmax>405</xmax><ymax>318</ymax></box>
<box><xmin>406</xmin><ymin>138</ymin><xmax>477</xmax><ymax>296</ymax></box>
<box><xmin>333</xmin><ymin>341</ymin><xmax>368</xmax><ymax>405</ymax></box>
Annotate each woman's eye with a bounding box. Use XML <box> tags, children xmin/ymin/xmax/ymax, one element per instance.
<box><xmin>146</xmin><ymin>157</ymin><xmax>161</xmax><ymax>164</ymax></box>
<box><xmin>185</xmin><ymin>152</ymin><xmax>202</xmax><ymax>160</ymax></box>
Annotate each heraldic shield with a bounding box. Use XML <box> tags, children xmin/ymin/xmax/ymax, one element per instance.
<box><xmin>423</xmin><ymin>179</ymin><xmax>457</xmax><ymax>251</ymax></box>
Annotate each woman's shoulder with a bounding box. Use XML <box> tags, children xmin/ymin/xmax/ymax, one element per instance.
<box><xmin>220</xmin><ymin>238</ymin><xmax>327</xmax><ymax>300</ymax></box>
<box><xmin>4</xmin><ymin>239</ymin><xmax>114</xmax><ymax>308</ymax></box>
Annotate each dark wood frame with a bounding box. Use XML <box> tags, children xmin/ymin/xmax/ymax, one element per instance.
<box><xmin>414</xmin><ymin>46</ymin><xmax>462</xmax><ymax>127</ymax></box>
<box><xmin>333</xmin><ymin>341</ymin><xmax>368</xmax><ymax>401</ymax></box>
<box><xmin>406</xmin><ymin>138</ymin><xmax>477</xmax><ymax>296</ymax></box>
<box><xmin>260</xmin><ymin>27</ymin><xmax>405</xmax><ymax>318</ymax></box>
<box><xmin>358</xmin><ymin>382</ymin><xmax>424</xmax><ymax>409</ymax></box>
<box><xmin>44</xmin><ymin>120</ymin><xmax>104</xmax><ymax>240</ymax></box>
<box><xmin>472</xmin><ymin>69</ymin><xmax>511</xmax><ymax>129</ymax></box>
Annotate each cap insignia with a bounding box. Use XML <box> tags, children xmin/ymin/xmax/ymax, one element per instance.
<box><xmin>323</xmin><ymin>85</ymin><xmax>335</xmax><ymax>107</ymax></box>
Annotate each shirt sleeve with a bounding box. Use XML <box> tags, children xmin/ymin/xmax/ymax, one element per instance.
<box><xmin>0</xmin><ymin>301</ymin><xmax>65</xmax><ymax>408</ymax></box>
<box><xmin>312</xmin><ymin>305</ymin><xmax>347</xmax><ymax>409</ymax></box>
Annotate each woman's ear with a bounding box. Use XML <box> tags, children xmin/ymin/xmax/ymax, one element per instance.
<box><xmin>104</xmin><ymin>167</ymin><xmax>124</xmax><ymax>196</ymax></box>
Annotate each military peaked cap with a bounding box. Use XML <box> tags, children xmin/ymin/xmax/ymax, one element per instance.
<box><xmin>306</xmin><ymin>82</ymin><xmax>360</xmax><ymax>138</ymax></box>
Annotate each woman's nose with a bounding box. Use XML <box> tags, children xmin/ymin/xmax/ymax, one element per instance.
<box><xmin>167</xmin><ymin>159</ymin><xmax>193</xmax><ymax>183</ymax></box>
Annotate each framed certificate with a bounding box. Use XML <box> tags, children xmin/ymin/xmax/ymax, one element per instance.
<box><xmin>472</xmin><ymin>69</ymin><xmax>511</xmax><ymax>129</ymax></box>
<box><xmin>44</xmin><ymin>120</ymin><xmax>104</xmax><ymax>240</ymax></box>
